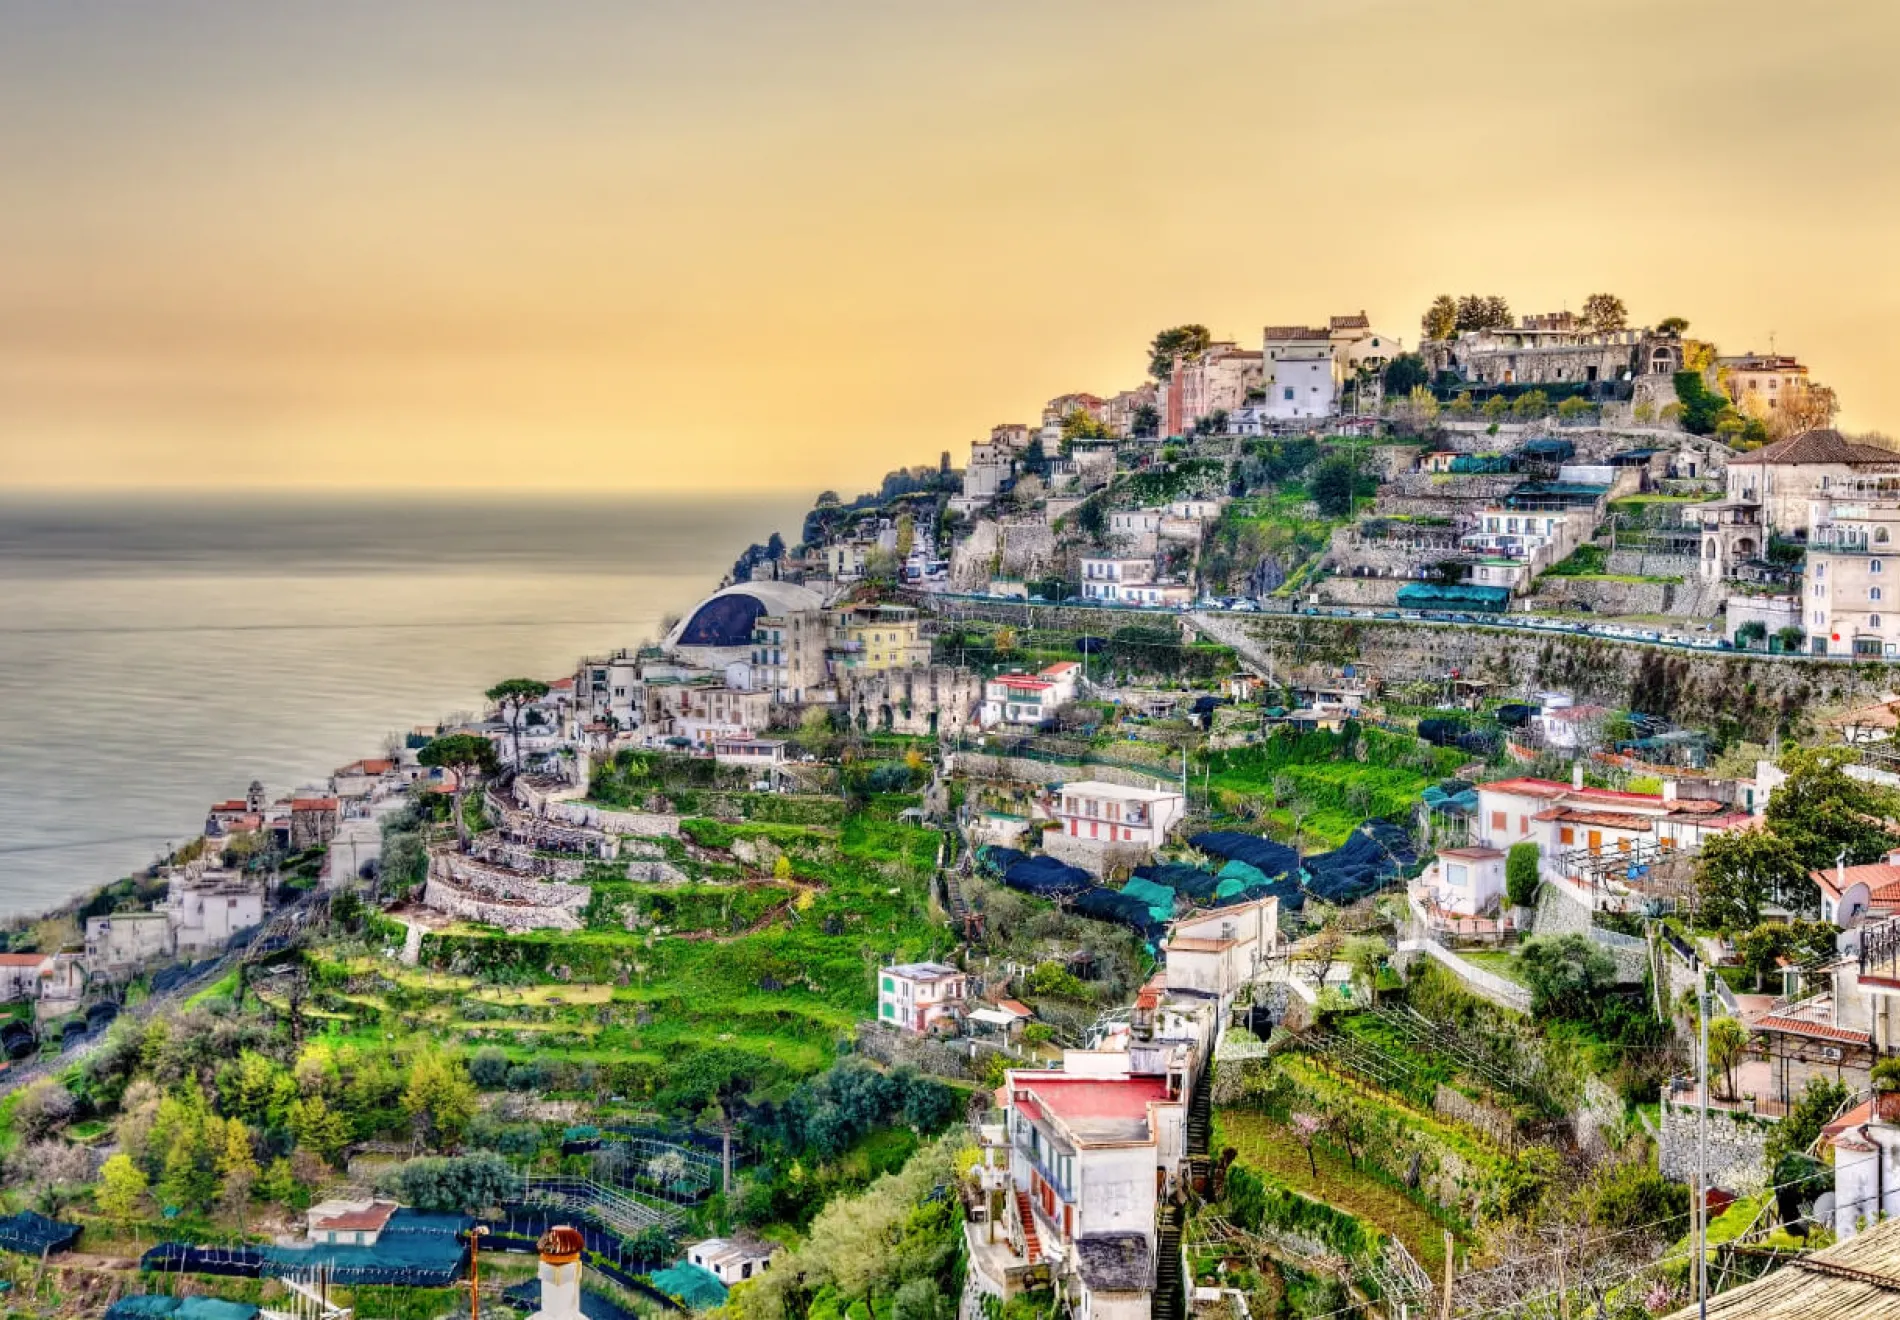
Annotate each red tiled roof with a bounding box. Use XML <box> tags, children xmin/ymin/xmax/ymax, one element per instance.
<box><xmin>1480</xmin><ymin>778</ymin><xmax>1570</xmax><ymax>799</ymax></box>
<box><xmin>548</xmin><ymin>677</ymin><xmax>575</xmax><ymax>690</ymax></box>
<box><xmin>1750</xmin><ymin>1015</ymin><xmax>1871</xmax><ymax>1046</ymax></box>
<box><xmin>996</xmin><ymin>677</ymin><xmax>1052</xmax><ymax>691</ymax></box>
<box><xmin>210</xmin><ymin>800</ymin><xmax>249</xmax><ymax>814</ymax></box>
<box><xmin>1728</xmin><ymin>428</ymin><xmax>1900</xmax><ymax>467</ymax></box>
<box><xmin>1551</xmin><ymin>810</ymin><xmax>1656</xmax><ymax>831</ymax></box>
<box><xmin>1812</xmin><ymin>863</ymin><xmax>1900</xmax><ymax>898</ymax></box>
<box><xmin>1438</xmin><ymin>846</ymin><xmax>1505</xmax><ymax>861</ymax></box>
<box><xmin>0</xmin><ymin>954</ymin><xmax>47</xmax><ymax>967</ymax></box>
<box><xmin>994</xmin><ymin>999</ymin><xmax>1033</xmax><ymax>1018</ymax></box>
<box><xmin>292</xmin><ymin>798</ymin><xmax>339</xmax><ymax>812</ymax></box>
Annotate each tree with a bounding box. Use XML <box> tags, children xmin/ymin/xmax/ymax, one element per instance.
<box><xmin>1657</xmin><ymin>316</ymin><xmax>1690</xmax><ymax>336</ymax></box>
<box><xmin>1309</xmin><ymin>456</ymin><xmax>1357</xmax><ymax>518</ymax></box>
<box><xmin>1774</xmin><ymin>624</ymin><xmax>1807</xmax><ymax>654</ymax></box>
<box><xmin>1734</xmin><ymin>619</ymin><xmax>1767</xmax><ymax>650</ymax></box>
<box><xmin>1506</xmin><ymin>843</ymin><xmax>1541</xmax><ymax>909</ymax></box>
<box><xmin>417</xmin><ymin>733</ymin><xmax>499</xmax><ymax>847</ymax></box>
<box><xmin>403</xmin><ymin>1049</ymin><xmax>478</xmax><ymax>1150</ymax></box>
<box><xmin>289</xmin><ymin>1094</ymin><xmax>351</xmax><ymax>1166</ymax></box>
<box><xmin>1390</xmin><ymin>386</ymin><xmax>1439</xmax><ymax>433</ymax></box>
<box><xmin>1382</xmin><ymin>352</ymin><xmax>1430</xmax><ymax>397</ymax></box>
<box><xmin>1289</xmin><ymin>1112</ymin><xmax>1323</xmax><ymax>1179</ymax></box>
<box><xmin>1556</xmin><ymin>396</ymin><xmax>1594</xmax><ymax>423</ymax></box>
<box><xmin>1518</xmin><ymin>934</ymin><xmax>1616</xmax><ymax>1018</ymax></box>
<box><xmin>1778</xmin><ymin>381</ymin><xmax>1841</xmax><ymax>437</ymax></box>
<box><xmin>1580</xmin><ymin>293</ymin><xmax>1628</xmax><ymax>333</ymax></box>
<box><xmin>218</xmin><ymin>1117</ymin><xmax>261</xmax><ymax>1224</ymax></box>
<box><xmin>1061</xmin><ymin>409</ymin><xmax>1110</xmax><ymax>441</ymax></box>
<box><xmin>1131</xmin><ymin>402</ymin><xmax>1160</xmax><ymax>438</ymax></box>
<box><xmin>1694</xmin><ymin>828</ymin><xmax>1806</xmax><ymax>931</ymax></box>
<box><xmin>378</xmin><ymin>1151</ymin><xmax>515</xmax><ymax>1212</ymax></box>
<box><xmin>1456</xmin><ymin>294</ymin><xmax>1512</xmax><ymax>332</ymax></box>
<box><xmin>468</xmin><ymin>1046</ymin><xmax>509</xmax><ymax>1089</ymax></box>
<box><xmin>1767</xmin><ymin>1076</ymin><xmax>1853</xmax><ymax>1169</ymax></box>
<box><xmin>1421</xmin><ymin>295</ymin><xmax>1459</xmax><ymax>341</ymax></box>
<box><xmin>1148</xmin><ymin>325</ymin><xmax>1212</xmax><ymax>381</ymax></box>
<box><xmin>1707</xmin><ymin>1016</ymin><xmax>1748</xmax><ymax>1100</ymax></box>
<box><xmin>1766</xmin><ymin>747</ymin><xmax>1900</xmax><ymax>874</ymax></box>
<box><xmin>486</xmin><ymin>678</ymin><xmax>551</xmax><ymax>771</ymax></box>
<box><xmin>1672</xmin><ymin>370</ymin><xmax>1732</xmax><ymax>436</ymax></box>
<box><xmin>1482</xmin><ymin>394</ymin><xmax>1511</xmax><ymax>422</ymax></box>
<box><xmin>12</xmin><ymin>1079</ymin><xmax>75</xmax><ymax>1141</ymax></box>
<box><xmin>97</xmin><ymin>1154</ymin><xmax>150</xmax><ymax>1240</ymax></box>
<box><xmin>1511</xmin><ymin>390</ymin><xmax>1551</xmax><ymax>421</ymax></box>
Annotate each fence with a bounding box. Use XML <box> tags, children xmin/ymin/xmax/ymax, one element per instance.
<box><xmin>1397</xmin><ymin>937</ymin><xmax>1534</xmax><ymax>1013</ymax></box>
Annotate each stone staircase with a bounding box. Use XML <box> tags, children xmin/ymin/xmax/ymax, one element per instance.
<box><xmin>1186</xmin><ymin>1064</ymin><xmax>1214</xmax><ymax>1194</ymax></box>
<box><xmin>1153</xmin><ymin>1201</ymin><xmax>1185</xmax><ymax>1320</ymax></box>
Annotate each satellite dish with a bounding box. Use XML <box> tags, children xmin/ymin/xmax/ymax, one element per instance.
<box><xmin>1814</xmin><ymin>1192</ymin><xmax>1835</xmax><ymax>1224</ymax></box>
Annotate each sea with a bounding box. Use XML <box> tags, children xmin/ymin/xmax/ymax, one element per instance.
<box><xmin>0</xmin><ymin>492</ymin><xmax>810</xmax><ymax>917</ymax></box>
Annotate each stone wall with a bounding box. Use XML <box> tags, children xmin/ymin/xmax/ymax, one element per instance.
<box><xmin>916</xmin><ymin>595</ymin><xmax>1886</xmax><ymax>745</ymax></box>
<box><xmin>949</xmin><ymin>751</ymin><xmax>1180</xmax><ymax>794</ymax></box>
<box><xmin>1040</xmin><ymin>828</ymin><xmax>1152</xmax><ymax>879</ymax></box>
<box><xmin>421</xmin><ymin>876</ymin><xmax>584</xmax><ymax>933</ymax></box>
<box><xmin>1725</xmin><ymin>593</ymin><xmax>1801</xmax><ymax>645</ymax></box>
<box><xmin>1326</xmin><ymin>525</ymin><xmax>1461</xmax><ymax>579</ymax></box>
<box><xmin>950</xmin><ymin>519</ymin><xmax>1002</xmax><ymax>592</ymax></box>
<box><xmin>544</xmin><ymin>800</ymin><xmax>682</xmax><ymax>838</ymax></box>
<box><xmin>433</xmin><ymin>852</ymin><xmax>591</xmax><ymax>911</ymax></box>
<box><xmin>1312</xmin><ymin>577</ymin><xmax>1404</xmax><ymax>607</ymax></box>
<box><xmin>1530</xmin><ymin>576</ymin><xmax>1673</xmax><ymax>617</ymax></box>
<box><xmin>1606</xmin><ymin>550</ymin><xmax>1699</xmax><ymax>580</ymax></box>
<box><xmin>1658</xmin><ymin>1096</ymin><xmax>1772</xmax><ymax>1194</ymax></box>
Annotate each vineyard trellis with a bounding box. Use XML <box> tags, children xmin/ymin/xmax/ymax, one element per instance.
<box><xmin>1186</xmin><ymin>1210</ymin><xmax>1430</xmax><ymax>1319</ymax></box>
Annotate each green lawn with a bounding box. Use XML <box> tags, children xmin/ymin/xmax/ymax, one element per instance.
<box><xmin>1457</xmin><ymin>951</ymin><xmax>1528</xmax><ymax>986</ymax></box>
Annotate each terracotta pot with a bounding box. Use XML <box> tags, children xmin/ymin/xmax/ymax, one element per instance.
<box><xmin>1878</xmin><ymin>1089</ymin><xmax>1900</xmax><ymax>1124</ymax></box>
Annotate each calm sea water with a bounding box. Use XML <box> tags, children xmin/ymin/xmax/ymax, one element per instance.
<box><xmin>0</xmin><ymin>493</ymin><xmax>807</xmax><ymax>916</ymax></box>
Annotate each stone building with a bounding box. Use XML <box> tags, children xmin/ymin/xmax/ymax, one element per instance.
<box><xmin>1422</xmin><ymin>312</ymin><xmax>1683</xmax><ymax>392</ymax></box>
<box><xmin>1726</xmin><ymin>428</ymin><xmax>1900</xmax><ymax>536</ymax></box>
<box><xmin>842</xmin><ymin>664</ymin><xmax>982</xmax><ymax>736</ymax></box>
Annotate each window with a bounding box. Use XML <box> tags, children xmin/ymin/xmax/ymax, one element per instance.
<box><xmin>1817</xmin><ymin>563</ymin><xmax>1826</xmax><ymax>579</ymax></box>
<box><xmin>1875</xmin><ymin>615</ymin><xmax>1884</xmax><ymax>628</ymax></box>
<box><xmin>1878</xmin><ymin>560</ymin><xmax>1887</xmax><ymax>574</ymax></box>
<box><xmin>1559</xmin><ymin>826</ymin><xmax>1575</xmax><ymax>845</ymax></box>
<box><xmin>1491</xmin><ymin>810</ymin><xmax>1507</xmax><ymax>832</ymax></box>
<box><xmin>1283</xmin><ymin>387</ymin><xmax>1295</xmax><ymax>401</ymax></box>
<box><xmin>1875</xmin><ymin>587</ymin><xmax>1884</xmax><ymax>602</ymax></box>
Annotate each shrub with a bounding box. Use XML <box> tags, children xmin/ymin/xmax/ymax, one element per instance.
<box><xmin>1505</xmin><ymin>843</ymin><xmax>1540</xmax><ymax>908</ymax></box>
<box><xmin>378</xmin><ymin>1150</ymin><xmax>515</xmax><ymax>1212</ymax></box>
<box><xmin>1518</xmin><ymin>934</ymin><xmax>1616</xmax><ymax>1018</ymax></box>
<box><xmin>468</xmin><ymin>1047</ymin><xmax>509</xmax><ymax>1089</ymax></box>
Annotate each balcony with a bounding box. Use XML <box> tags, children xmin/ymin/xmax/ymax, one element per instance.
<box><xmin>1810</xmin><ymin>527</ymin><xmax>1896</xmax><ymax>556</ymax></box>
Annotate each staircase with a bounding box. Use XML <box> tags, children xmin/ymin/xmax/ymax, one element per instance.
<box><xmin>1186</xmin><ymin>1065</ymin><xmax>1214</xmax><ymax>1194</ymax></box>
<box><xmin>1153</xmin><ymin>1201</ymin><xmax>1185</xmax><ymax>1320</ymax></box>
<box><xmin>1014</xmin><ymin>1190</ymin><xmax>1041</xmax><ymax>1261</ymax></box>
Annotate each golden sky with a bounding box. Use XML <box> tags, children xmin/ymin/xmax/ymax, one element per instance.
<box><xmin>3</xmin><ymin>0</ymin><xmax>1898</xmax><ymax>494</ymax></box>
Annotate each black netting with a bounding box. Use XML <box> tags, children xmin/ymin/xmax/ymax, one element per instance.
<box><xmin>1302</xmin><ymin>819</ymin><xmax>1417</xmax><ymax>904</ymax></box>
<box><xmin>1189</xmin><ymin>832</ymin><xmax>1298</xmax><ymax>878</ymax></box>
<box><xmin>0</xmin><ymin>1211</ymin><xmax>79</xmax><ymax>1255</ymax></box>
<box><xmin>1000</xmin><ymin>855</ymin><xmax>1093</xmax><ymax>897</ymax></box>
<box><xmin>1132</xmin><ymin>862</ymin><xmax>1221</xmax><ymax>903</ymax></box>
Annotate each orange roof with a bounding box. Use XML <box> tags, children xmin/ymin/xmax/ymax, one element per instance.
<box><xmin>292</xmin><ymin>798</ymin><xmax>339</xmax><ymax>812</ymax></box>
<box><xmin>1166</xmin><ymin>936</ymin><xmax>1236</xmax><ymax>953</ymax></box>
<box><xmin>1751</xmin><ymin>1015</ymin><xmax>1871</xmax><ymax>1046</ymax></box>
<box><xmin>1813</xmin><ymin>862</ymin><xmax>1900</xmax><ymax>898</ymax></box>
<box><xmin>0</xmin><ymin>954</ymin><xmax>46</xmax><ymax>967</ymax></box>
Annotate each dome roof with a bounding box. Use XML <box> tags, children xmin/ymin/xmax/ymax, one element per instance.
<box><xmin>665</xmin><ymin>580</ymin><xmax>824</xmax><ymax>651</ymax></box>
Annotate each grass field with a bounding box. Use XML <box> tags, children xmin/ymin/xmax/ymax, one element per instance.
<box><xmin>1216</xmin><ymin>1109</ymin><xmax>1456</xmax><ymax>1276</ymax></box>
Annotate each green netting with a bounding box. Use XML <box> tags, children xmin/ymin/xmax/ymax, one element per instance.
<box><xmin>1395</xmin><ymin>583</ymin><xmax>1510</xmax><ymax>612</ymax></box>
<box><xmin>1119</xmin><ymin>877</ymin><xmax>1178</xmax><ymax>922</ymax></box>
<box><xmin>106</xmin><ymin>1300</ymin><xmax>259</xmax><ymax>1320</ymax></box>
<box><xmin>650</xmin><ymin>1260</ymin><xmax>729</xmax><ymax>1308</ymax></box>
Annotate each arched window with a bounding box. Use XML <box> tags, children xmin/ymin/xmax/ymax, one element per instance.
<box><xmin>1874</xmin><ymin>615</ymin><xmax>1884</xmax><ymax>628</ymax></box>
<box><xmin>1876</xmin><ymin>560</ymin><xmax>1886</xmax><ymax>574</ymax></box>
<box><xmin>1880</xmin><ymin>528</ymin><xmax>1892</xmax><ymax>544</ymax></box>
<box><xmin>1874</xmin><ymin>587</ymin><xmax>1884</xmax><ymax>602</ymax></box>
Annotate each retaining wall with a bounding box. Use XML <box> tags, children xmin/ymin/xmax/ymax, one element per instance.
<box><xmin>1658</xmin><ymin>1095</ymin><xmax>1772</xmax><ymax>1194</ymax></box>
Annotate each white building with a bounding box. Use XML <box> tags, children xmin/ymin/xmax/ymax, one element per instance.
<box><xmin>1051</xmin><ymin>781</ymin><xmax>1185</xmax><ymax>850</ymax></box>
<box><xmin>685</xmin><ymin>1237</ymin><xmax>777</xmax><ymax>1286</ymax></box>
<box><xmin>1802</xmin><ymin>490</ymin><xmax>1900</xmax><ymax>658</ymax></box>
<box><xmin>1262</xmin><ymin>325</ymin><xmax>1340</xmax><ymax>420</ymax></box>
<box><xmin>0</xmin><ymin>953</ymin><xmax>83</xmax><ymax>1006</ymax></box>
<box><xmin>1159</xmin><ymin>895</ymin><xmax>1279</xmax><ymax>1014</ymax></box>
<box><xmin>877</xmin><ymin>962</ymin><xmax>968</xmax><ymax>1034</ymax></box>
<box><xmin>1417</xmin><ymin>846</ymin><xmax>1506</xmax><ymax>918</ymax></box>
<box><xmin>1107</xmin><ymin>509</ymin><xmax>1164</xmax><ymax>552</ymax></box>
<box><xmin>306</xmin><ymin>1199</ymin><xmax>398</xmax><ymax>1246</ymax></box>
<box><xmin>83</xmin><ymin>912</ymin><xmax>175</xmax><ymax>971</ymax></box>
<box><xmin>1081</xmin><ymin>555</ymin><xmax>1170</xmax><ymax>605</ymax></box>
<box><xmin>981</xmin><ymin>662</ymin><xmax>1081</xmax><ymax>728</ymax></box>
<box><xmin>162</xmin><ymin>871</ymin><xmax>267</xmax><ymax>954</ymax></box>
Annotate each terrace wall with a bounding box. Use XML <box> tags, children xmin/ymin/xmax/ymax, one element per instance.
<box><xmin>1658</xmin><ymin>1096</ymin><xmax>1772</xmax><ymax>1194</ymax></box>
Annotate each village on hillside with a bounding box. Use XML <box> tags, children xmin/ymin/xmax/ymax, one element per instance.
<box><xmin>18</xmin><ymin>294</ymin><xmax>1900</xmax><ymax>1320</ymax></box>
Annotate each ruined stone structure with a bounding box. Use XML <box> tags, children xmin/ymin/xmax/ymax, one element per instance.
<box><xmin>1423</xmin><ymin>315</ymin><xmax>1684</xmax><ymax>392</ymax></box>
<box><xmin>843</xmin><ymin>664</ymin><xmax>984</xmax><ymax>737</ymax></box>
<box><xmin>422</xmin><ymin>847</ymin><xmax>589</xmax><ymax>932</ymax></box>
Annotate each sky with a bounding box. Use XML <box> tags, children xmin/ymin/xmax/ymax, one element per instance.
<box><xmin>2</xmin><ymin>0</ymin><xmax>1898</xmax><ymax>496</ymax></box>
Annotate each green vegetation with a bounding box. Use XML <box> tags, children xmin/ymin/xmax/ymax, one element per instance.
<box><xmin>1204</xmin><ymin>724</ymin><xmax>1461</xmax><ymax>847</ymax></box>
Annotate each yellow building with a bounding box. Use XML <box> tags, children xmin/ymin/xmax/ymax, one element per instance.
<box><xmin>832</xmin><ymin>604</ymin><xmax>930</xmax><ymax>671</ymax></box>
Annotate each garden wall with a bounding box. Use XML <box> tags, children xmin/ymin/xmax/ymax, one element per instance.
<box><xmin>1658</xmin><ymin>1095</ymin><xmax>1772</xmax><ymax>1194</ymax></box>
<box><xmin>546</xmin><ymin>801</ymin><xmax>683</xmax><ymax>838</ymax></box>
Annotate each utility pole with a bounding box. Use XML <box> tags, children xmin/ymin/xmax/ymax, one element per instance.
<box><xmin>1440</xmin><ymin>1230</ymin><xmax>1455</xmax><ymax>1320</ymax></box>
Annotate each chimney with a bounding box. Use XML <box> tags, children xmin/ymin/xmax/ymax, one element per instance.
<box><xmin>533</xmin><ymin>1226</ymin><xmax>586</xmax><ymax>1320</ymax></box>
<box><xmin>1572</xmin><ymin>762</ymin><xmax>1584</xmax><ymax>791</ymax></box>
